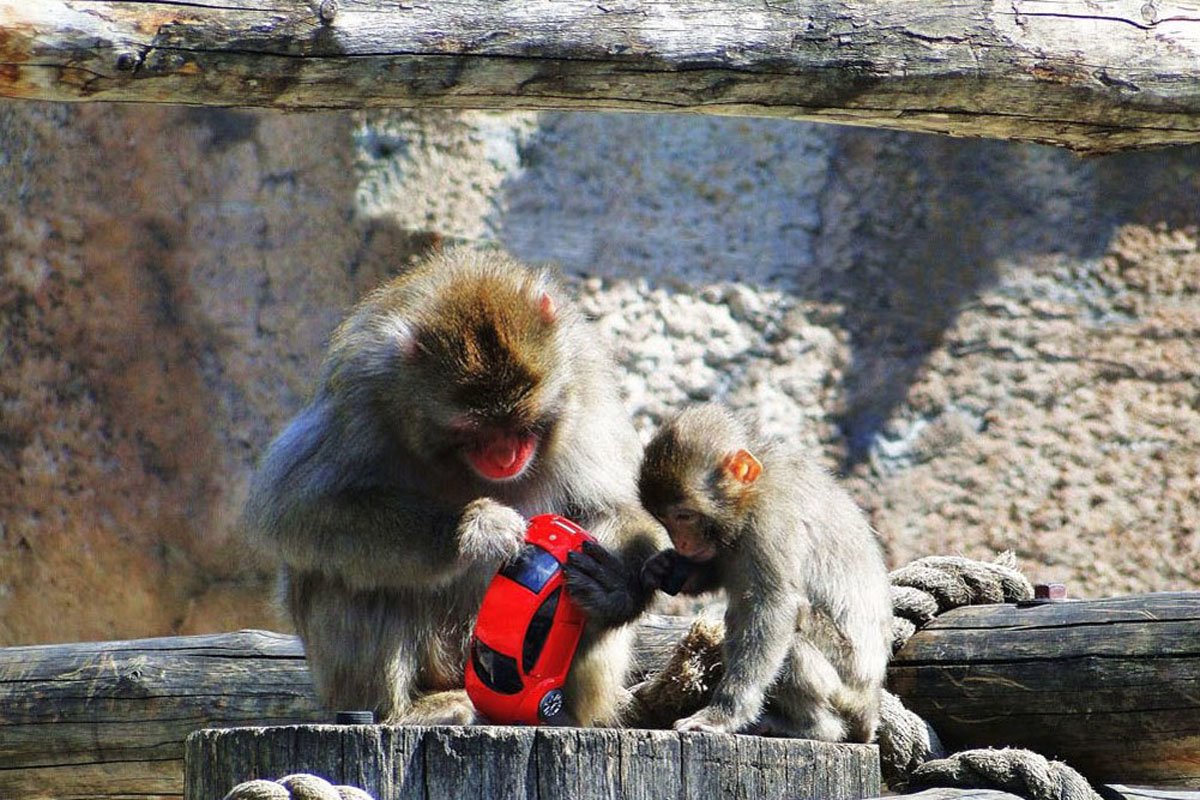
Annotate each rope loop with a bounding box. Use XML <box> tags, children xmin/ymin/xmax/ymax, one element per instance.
<box><xmin>223</xmin><ymin>774</ymin><xmax>374</xmax><ymax>800</ymax></box>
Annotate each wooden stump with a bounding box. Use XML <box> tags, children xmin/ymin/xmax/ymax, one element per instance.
<box><xmin>184</xmin><ymin>725</ymin><xmax>881</xmax><ymax>800</ymax></box>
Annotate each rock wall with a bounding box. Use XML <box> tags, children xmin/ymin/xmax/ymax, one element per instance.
<box><xmin>0</xmin><ymin>102</ymin><xmax>1196</xmax><ymax>645</ymax></box>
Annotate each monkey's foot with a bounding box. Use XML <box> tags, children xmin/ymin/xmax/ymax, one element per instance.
<box><xmin>674</xmin><ymin>707</ymin><xmax>738</xmax><ymax>734</ymax></box>
<box><xmin>397</xmin><ymin>690</ymin><xmax>481</xmax><ymax>725</ymax></box>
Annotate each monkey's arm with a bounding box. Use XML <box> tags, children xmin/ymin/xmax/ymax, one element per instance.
<box><xmin>677</xmin><ymin>558</ymin><xmax>796</xmax><ymax>733</ymax></box>
<box><xmin>244</xmin><ymin>402</ymin><xmax>524</xmax><ymax>590</ymax></box>
<box><xmin>564</xmin><ymin>504</ymin><xmax>666</xmax><ymax>628</ymax></box>
<box><xmin>263</xmin><ymin>491</ymin><xmax>523</xmax><ymax>590</ymax></box>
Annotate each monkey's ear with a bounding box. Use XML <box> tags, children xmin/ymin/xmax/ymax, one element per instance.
<box><xmin>722</xmin><ymin>449</ymin><xmax>762</xmax><ymax>485</ymax></box>
<box><xmin>538</xmin><ymin>292</ymin><xmax>557</xmax><ymax>324</ymax></box>
<box><xmin>380</xmin><ymin>315</ymin><xmax>420</xmax><ymax>360</ymax></box>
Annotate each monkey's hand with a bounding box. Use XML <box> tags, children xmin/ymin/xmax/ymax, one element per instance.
<box><xmin>565</xmin><ymin>540</ymin><xmax>648</xmax><ymax>628</ymax></box>
<box><xmin>674</xmin><ymin>706</ymin><xmax>739</xmax><ymax>734</ymax></box>
<box><xmin>640</xmin><ymin>548</ymin><xmax>694</xmax><ymax>596</ymax></box>
<box><xmin>457</xmin><ymin>498</ymin><xmax>527</xmax><ymax>565</ymax></box>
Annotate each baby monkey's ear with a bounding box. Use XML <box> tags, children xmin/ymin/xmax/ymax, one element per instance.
<box><xmin>722</xmin><ymin>449</ymin><xmax>762</xmax><ymax>484</ymax></box>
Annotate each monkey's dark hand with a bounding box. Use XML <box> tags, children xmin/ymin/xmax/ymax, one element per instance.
<box><xmin>640</xmin><ymin>549</ymin><xmax>697</xmax><ymax>596</ymax></box>
<box><xmin>564</xmin><ymin>540</ymin><xmax>649</xmax><ymax>628</ymax></box>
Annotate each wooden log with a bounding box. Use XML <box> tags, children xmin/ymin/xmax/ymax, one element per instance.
<box><xmin>0</xmin><ymin>629</ymin><xmax>324</xmax><ymax>800</ymax></box>
<box><xmin>3</xmin><ymin>1</ymin><xmax>1200</xmax><ymax>154</ymax></box>
<box><xmin>879</xmin><ymin>790</ymin><xmax>1200</xmax><ymax>800</ymax></box>
<box><xmin>183</xmin><ymin>724</ymin><xmax>882</xmax><ymax>800</ymax></box>
<box><xmin>5</xmin><ymin>595</ymin><xmax>1200</xmax><ymax>797</ymax></box>
<box><xmin>888</xmin><ymin>592</ymin><xmax>1200</xmax><ymax>788</ymax></box>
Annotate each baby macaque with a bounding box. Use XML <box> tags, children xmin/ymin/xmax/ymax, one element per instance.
<box><xmin>638</xmin><ymin>404</ymin><xmax>892</xmax><ymax>742</ymax></box>
<box><xmin>242</xmin><ymin>247</ymin><xmax>664</xmax><ymax>726</ymax></box>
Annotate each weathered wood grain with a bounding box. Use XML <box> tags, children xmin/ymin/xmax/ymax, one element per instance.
<box><xmin>183</xmin><ymin>724</ymin><xmax>880</xmax><ymax>800</ymax></box>
<box><xmin>889</xmin><ymin>592</ymin><xmax>1200</xmax><ymax>788</ymax></box>
<box><xmin>878</xmin><ymin>789</ymin><xmax>1200</xmax><ymax>800</ymax></box>
<box><xmin>5</xmin><ymin>595</ymin><xmax>1200</xmax><ymax>797</ymax></box>
<box><xmin>3</xmin><ymin>1</ymin><xmax>1200</xmax><ymax>153</ymax></box>
<box><xmin>0</xmin><ymin>629</ymin><xmax>324</xmax><ymax>800</ymax></box>
<box><xmin>874</xmin><ymin>791</ymin><xmax>1026</xmax><ymax>800</ymax></box>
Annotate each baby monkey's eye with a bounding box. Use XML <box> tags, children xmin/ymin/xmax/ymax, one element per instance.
<box><xmin>669</xmin><ymin>509</ymin><xmax>699</xmax><ymax>525</ymax></box>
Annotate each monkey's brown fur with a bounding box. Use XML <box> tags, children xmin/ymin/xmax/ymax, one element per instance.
<box><xmin>638</xmin><ymin>404</ymin><xmax>893</xmax><ymax>742</ymax></box>
<box><xmin>243</xmin><ymin>248</ymin><xmax>664</xmax><ymax>725</ymax></box>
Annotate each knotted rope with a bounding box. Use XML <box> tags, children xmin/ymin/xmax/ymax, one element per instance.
<box><xmin>910</xmin><ymin>748</ymin><xmax>1103</xmax><ymax>800</ymax></box>
<box><xmin>223</xmin><ymin>774</ymin><xmax>374</xmax><ymax>800</ymax></box>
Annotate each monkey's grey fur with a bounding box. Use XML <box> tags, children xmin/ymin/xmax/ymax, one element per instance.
<box><xmin>639</xmin><ymin>403</ymin><xmax>893</xmax><ymax>742</ymax></box>
<box><xmin>243</xmin><ymin>248</ymin><xmax>664</xmax><ymax>726</ymax></box>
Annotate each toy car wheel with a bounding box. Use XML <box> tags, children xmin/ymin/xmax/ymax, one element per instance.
<box><xmin>537</xmin><ymin>689</ymin><xmax>572</xmax><ymax>726</ymax></box>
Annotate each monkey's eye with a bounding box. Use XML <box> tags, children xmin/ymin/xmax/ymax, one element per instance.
<box><xmin>669</xmin><ymin>509</ymin><xmax>699</xmax><ymax>525</ymax></box>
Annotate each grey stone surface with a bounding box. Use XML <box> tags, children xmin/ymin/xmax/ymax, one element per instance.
<box><xmin>1</xmin><ymin>102</ymin><xmax>1197</xmax><ymax>649</ymax></box>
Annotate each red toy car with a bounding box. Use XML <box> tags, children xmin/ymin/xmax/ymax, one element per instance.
<box><xmin>465</xmin><ymin>514</ymin><xmax>593</xmax><ymax>725</ymax></box>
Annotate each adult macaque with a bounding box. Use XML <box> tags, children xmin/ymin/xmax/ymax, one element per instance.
<box><xmin>638</xmin><ymin>404</ymin><xmax>892</xmax><ymax>742</ymax></box>
<box><xmin>243</xmin><ymin>248</ymin><xmax>664</xmax><ymax>725</ymax></box>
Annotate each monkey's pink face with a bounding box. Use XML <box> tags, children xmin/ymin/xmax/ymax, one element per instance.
<box><xmin>661</xmin><ymin>507</ymin><xmax>718</xmax><ymax>562</ymax></box>
<box><xmin>464</xmin><ymin>430</ymin><xmax>539</xmax><ymax>482</ymax></box>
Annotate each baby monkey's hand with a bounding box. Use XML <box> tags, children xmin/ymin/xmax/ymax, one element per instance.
<box><xmin>640</xmin><ymin>548</ymin><xmax>697</xmax><ymax>596</ymax></box>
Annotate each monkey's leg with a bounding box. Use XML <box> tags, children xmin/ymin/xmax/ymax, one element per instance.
<box><xmin>564</xmin><ymin>624</ymin><xmax>635</xmax><ymax>727</ymax></box>
<box><xmin>291</xmin><ymin>572</ymin><xmax>470</xmax><ymax>724</ymax></box>
<box><xmin>761</xmin><ymin>637</ymin><xmax>850</xmax><ymax>742</ymax></box>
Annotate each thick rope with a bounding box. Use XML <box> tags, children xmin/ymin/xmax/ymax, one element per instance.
<box><xmin>889</xmin><ymin>552</ymin><xmax>1033</xmax><ymax>652</ymax></box>
<box><xmin>627</xmin><ymin>616</ymin><xmax>726</xmax><ymax>729</ymax></box>
<box><xmin>876</xmin><ymin>552</ymin><xmax>1033</xmax><ymax>787</ymax></box>
<box><xmin>223</xmin><ymin>774</ymin><xmax>374</xmax><ymax>800</ymax></box>
<box><xmin>877</xmin><ymin>687</ymin><xmax>945</xmax><ymax>787</ymax></box>
<box><xmin>911</xmin><ymin>748</ymin><xmax>1103</xmax><ymax>800</ymax></box>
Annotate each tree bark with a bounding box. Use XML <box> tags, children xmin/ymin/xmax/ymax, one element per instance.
<box><xmin>3</xmin><ymin>1</ymin><xmax>1200</xmax><ymax>153</ymax></box>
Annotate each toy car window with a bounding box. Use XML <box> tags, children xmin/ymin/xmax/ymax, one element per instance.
<box><xmin>500</xmin><ymin>544</ymin><xmax>560</xmax><ymax>593</ymax></box>
<box><xmin>522</xmin><ymin>588</ymin><xmax>560</xmax><ymax>673</ymax></box>
<box><xmin>471</xmin><ymin>638</ymin><xmax>523</xmax><ymax>695</ymax></box>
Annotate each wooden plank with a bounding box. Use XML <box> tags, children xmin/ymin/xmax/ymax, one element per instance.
<box><xmin>889</xmin><ymin>592</ymin><xmax>1200</xmax><ymax>788</ymax></box>
<box><xmin>877</xmin><ymin>790</ymin><xmax>1200</xmax><ymax>800</ymax></box>
<box><xmin>1105</xmin><ymin>788</ymin><xmax>1200</xmax><ymax>800</ymax></box>
<box><xmin>5</xmin><ymin>597</ymin><xmax>1199</xmax><ymax>798</ymax></box>
<box><xmin>184</xmin><ymin>725</ymin><xmax>880</xmax><ymax>800</ymax></box>
<box><xmin>3</xmin><ymin>1</ymin><xmax>1200</xmax><ymax>153</ymax></box>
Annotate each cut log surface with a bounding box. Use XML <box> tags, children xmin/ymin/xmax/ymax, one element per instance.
<box><xmin>183</xmin><ymin>724</ymin><xmax>881</xmax><ymax>800</ymax></box>
<box><xmin>0</xmin><ymin>629</ymin><xmax>324</xmax><ymax>800</ymax></box>
<box><xmin>3</xmin><ymin>1</ymin><xmax>1200</xmax><ymax>153</ymax></box>
<box><xmin>888</xmin><ymin>592</ymin><xmax>1200</xmax><ymax>788</ymax></box>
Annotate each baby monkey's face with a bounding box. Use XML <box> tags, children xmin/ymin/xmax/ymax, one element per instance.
<box><xmin>656</xmin><ymin>504</ymin><xmax>720</xmax><ymax>562</ymax></box>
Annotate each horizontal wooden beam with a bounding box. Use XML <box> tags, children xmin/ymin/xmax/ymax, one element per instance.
<box><xmin>3</xmin><ymin>1</ymin><xmax>1200</xmax><ymax>153</ymax></box>
<box><xmin>889</xmin><ymin>592</ymin><xmax>1200</xmax><ymax>788</ymax></box>
<box><xmin>3</xmin><ymin>595</ymin><xmax>1199</xmax><ymax>797</ymax></box>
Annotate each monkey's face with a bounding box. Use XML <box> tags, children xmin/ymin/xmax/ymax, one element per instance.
<box><xmin>656</xmin><ymin>503</ymin><xmax>720</xmax><ymax>562</ymax></box>
<box><xmin>404</xmin><ymin>273</ymin><xmax>568</xmax><ymax>484</ymax></box>
<box><xmin>638</xmin><ymin>440</ymin><xmax>726</xmax><ymax>562</ymax></box>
